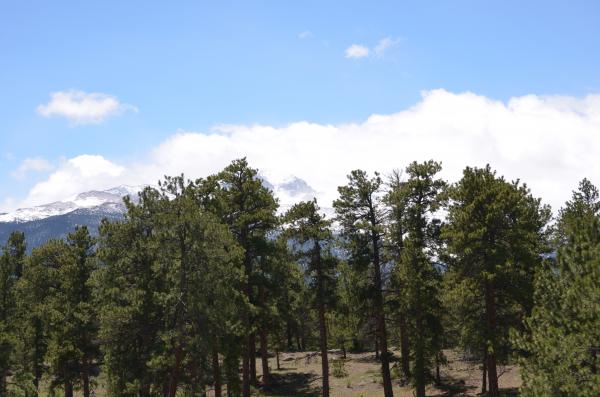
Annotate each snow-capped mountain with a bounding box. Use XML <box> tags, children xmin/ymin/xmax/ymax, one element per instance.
<box><xmin>0</xmin><ymin>178</ymin><xmax>324</xmax><ymax>249</ymax></box>
<box><xmin>0</xmin><ymin>185</ymin><xmax>143</xmax><ymax>223</ymax></box>
<box><xmin>273</xmin><ymin>176</ymin><xmax>318</xmax><ymax>211</ymax></box>
<box><xmin>0</xmin><ymin>185</ymin><xmax>144</xmax><ymax>249</ymax></box>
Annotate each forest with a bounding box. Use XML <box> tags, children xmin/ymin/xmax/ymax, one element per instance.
<box><xmin>0</xmin><ymin>158</ymin><xmax>598</xmax><ymax>397</ymax></box>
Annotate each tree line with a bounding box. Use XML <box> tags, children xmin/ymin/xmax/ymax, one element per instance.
<box><xmin>0</xmin><ymin>158</ymin><xmax>598</xmax><ymax>397</ymax></box>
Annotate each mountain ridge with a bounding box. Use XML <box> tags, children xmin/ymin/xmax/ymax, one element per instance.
<box><xmin>0</xmin><ymin>177</ymin><xmax>325</xmax><ymax>249</ymax></box>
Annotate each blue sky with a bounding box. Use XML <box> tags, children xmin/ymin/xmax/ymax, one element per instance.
<box><xmin>1</xmin><ymin>0</ymin><xmax>600</xmax><ymax>211</ymax></box>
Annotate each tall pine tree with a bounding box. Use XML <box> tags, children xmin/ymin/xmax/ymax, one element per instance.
<box><xmin>391</xmin><ymin>161</ymin><xmax>446</xmax><ymax>397</ymax></box>
<box><xmin>334</xmin><ymin>170</ymin><xmax>394</xmax><ymax>397</ymax></box>
<box><xmin>517</xmin><ymin>179</ymin><xmax>600</xmax><ymax>396</ymax></box>
<box><xmin>284</xmin><ymin>199</ymin><xmax>336</xmax><ymax>397</ymax></box>
<box><xmin>444</xmin><ymin>165</ymin><xmax>550</xmax><ymax>397</ymax></box>
<box><xmin>214</xmin><ymin>159</ymin><xmax>278</xmax><ymax>397</ymax></box>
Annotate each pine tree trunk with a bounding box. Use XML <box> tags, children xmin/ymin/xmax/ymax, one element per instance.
<box><xmin>224</xmin><ymin>349</ymin><xmax>240</xmax><ymax>397</ymax></box>
<box><xmin>371</xmin><ymin>230</ymin><xmax>394</xmax><ymax>397</ymax></box>
<box><xmin>399</xmin><ymin>312</ymin><xmax>410</xmax><ymax>378</ymax></box>
<box><xmin>242</xmin><ymin>231</ymin><xmax>253</xmax><ymax>397</ymax></box>
<box><xmin>163</xmin><ymin>378</ymin><xmax>169</xmax><ymax>397</ymax></box>
<box><xmin>260</xmin><ymin>329</ymin><xmax>270</xmax><ymax>388</ymax></box>
<box><xmin>83</xmin><ymin>370</ymin><xmax>90</xmax><ymax>397</ymax></box>
<box><xmin>436</xmin><ymin>353</ymin><xmax>441</xmax><ymax>385</ymax></box>
<box><xmin>300</xmin><ymin>325</ymin><xmax>306</xmax><ymax>351</ymax></box>
<box><xmin>375</xmin><ymin>336</ymin><xmax>380</xmax><ymax>360</ymax></box>
<box><xmin>318</xmin><ymin>302</ymin><xmax>330</xmax><ymax>397</ymax></box>
<box><xmin>190</xmin><ymin>377</ymin><xmax>198</xmax><ymax>397</ymax></box>
<box><xmin>276</xmin><ymin>349</ymin><xmax>281</xmax><ymax>370</ymax></box>
<box><xmin>250</xmin><ymin>333</ymin><xmax>257</xmax><ymax>385</ymax></box>
<box><xmin>139</xmin><ymin>383</ymin><xmax>151</xmax><ymax>397</ymax></box>
<box><xmin>341</xmin><ymin>341</ymin><xmax>346</xmax><ymax>359</ymax></box>
<box><xmin>191</xmin><ymin>364</ymin><xmax>204</xmax><ymax>397</ymax></box>
<box><xmin>484</xmin><ymin>281</ymin><xmax>499</xmax><ymax>397</ymax></box>
<box><xmin>242</xmin><ymin>343</ymin><xmax>251</xmax><ymax>397</ymax></box>
<box><xmin>213</xmin><ymin>346</ymin><xmax>222</xmax><ymax>397</ymax></box>
<box><xmin>168</xmin><ymin>345</ymin><xmax>183</xmax><ymax>397</ymax></box>
<box><xmin>286</xmin><ymin>321</ymin><xmax>293</xmax><ymax>350</ymax></box>
<box><xmin>0</xmin><ymin>374</ymin><xmax>6</xmax><ymax>397</ymax></box>
<box><xmin>395</xmin><ymin>219</ymin><xmax>410</xmax><ymax>380</ymax></box>
<box><xmin>315</xmin><ymin>242</ymin><xmax>330</xmax><ymax>397</ymax></box>
<box><xmin>481</xmin><ymin>349</ymin><xmax>487</xmax><ymax>394</ymax></box>
<box><xmin>415</xmin><ymin>313</ymin><xmax>426</xmax><ymax>397</ymax></box>
<box><xmin>64</xmin><ymin>381</ymin><xmax>73</xmax><ymax>397</ymax></box>
<box><xmin>33</xmin><ymin>316</ymin><xmax>43</xmax><ymax>397</ymax></box>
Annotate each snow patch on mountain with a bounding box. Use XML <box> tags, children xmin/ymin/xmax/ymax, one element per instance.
<box><xmin>0</xmin><ymin>177</ymin><xmax>332</xmax><ymax>225</ymax></box>
<box><xmin>0</xmin><ymin>185</ymin><xmax>144</xmax><ymax>223</ymax></box>
<box><xmin>273</xmin><ymin>176</ymin><xmax>317</xmax><ymax>210</ymax></box>
<box><xmin>271</xmin><ymin>176</ymin><xmax>334</xmax><ymax>217</ymax></box>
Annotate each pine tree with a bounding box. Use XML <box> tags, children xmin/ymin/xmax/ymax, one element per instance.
<box><xmin>95</xmin><ymin>188</ymin><xmax>166</xmax><ymax>396</ymax></box>
<box><xmin>68</xmin><ymin>226</ymin><xmax>98</xmax><ymax>397</ymax></box>
<box><xmin>214</xmin><ymin>158</ymin><xmax>278</xmax><ymax>397</ymax></box>
<box><xmin>329</xmin><ymin>260</ymin><xmax>367</xmax><ymax>357</ymax></box>
<box><xmin>444</xmin><ymin>165</ymin><xmax>550</xmax><ymax>397</ymax></box>
<box><xmin>252</xmin><ymin>238</ymin><xmax>292</xmax><ymax>390</ymax></box>
<box><xmin>96</xmin><ymin>178</ymin><xmax>244</xmax><ymax>397</ymax></box>
<box><xmin>44</xmin><ymin>227</ymin><xmax>98</xmax><ymax>397</ymax></box>
<box><xmin>0</xmin><ymin>232</ymin><xmax>26</xmax><ymax>394</ymax></box>
<box><xmin>284</xmin><ymin>199</ymin><xmax>336</xmax><ymax>397</ymax></box>
<box><xmin>334</xmin><ymin>169</ymin><xmax>394</xmax><ymax>397</ymax></box>
<box><xmin>389</xmin><ymin>161</ymin><xmax>446</xmax><ymax>397</ymax></box>
<box><xmin>440</xmin><ymin>270</ymin><xmax>488</xmax><ymax>390</ymax></box>
<box><xmin>517</xmin><ymin>179</ymin><xmax>600</xmax><ymax>396</ymax></box>
<box><xmin>167</xmin><ymin>176</ymin><xmax>244</xmax><ymax>396</ymax></box>
<box><xmin>13</xmin><ymin>238</ymin><xmax>57</xmax><ymax>397</ymax></box>
<box><xmin>384</xmin><ymin>169</ymin><xmax>411</xmax><ymax>380</ymax></box>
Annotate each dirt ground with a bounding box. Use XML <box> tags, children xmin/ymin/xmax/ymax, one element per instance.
<box><xmin>248</xmin><ymin>349</ymin><xmax>521</xmax><ymax>397</ymax></box>
<box><xmin>35</xmin><ymin>349</ymin><xmax>520</xmax><ymax>396</ymax></box>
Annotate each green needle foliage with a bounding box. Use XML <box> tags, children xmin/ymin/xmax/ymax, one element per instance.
<box><xmin>390</xmin><ymin>161</ymin><xmax>446</xmax><ymax>397</ymax></box>
<box><xmin>334</xmin><ymin>170</ymin><xmax>395</xmax><ymax>397</ymax></box>
<box><xmin>45</xmin><ymin>227</ymin><xmax>98</xmax><ymax>397</ymax></box>
<box><xmin>517</xmin><ymin>179</ymin><xmax>600</xmax><ymax>396</ymax></box>
<box><xmin>213</xmin><ymin>158</ymin><xmax>279</xmax><ymax>396</ymax></box>
<box><xmin>1</xmin><ymin>159</ymin><xmax>598</xmax><ymax>397</ymax></box>
<box><xmin>443</xmin><ymin>165</ymin><xmax>550</xmax><ymax>397</ymax></box>
<box><xmin>0</xmin><ymin>232</ymin><xmax>26</xmax><ymax>395</ymax></box>
<box><xmin>94</xmin><ymin>188</ymin><xmax>165</xmax><ymax>396</ymax></box>
<box><xmin>95</xmin><ymin>177</ymin><xmax>244</xmax><ymax>397</ymax></box>
<box><xmin>284</xmin><ymin>199</ymin><xmax>336</xmax><ymax>397</ymax></box>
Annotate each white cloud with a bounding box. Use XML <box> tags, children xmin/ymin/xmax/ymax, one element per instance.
<box><xmin>21</xmin><ymin>155</ymin><xmax>125</xmax><ymax>206</ymax></box>
<box><xmin>346</xmin><ymin>37</ymin><xmax>401</xmax><ymax>59</ymax></box>
<box><xmin>0</xmin><ymin>197</ymin><xmax>16</xmax><ymax>213</ymax></box>
<box><xmin>374</xmin><ymin>37</ymin><xmax>401</xmax><ymax>57</ymax></box>
<box><xmin>12</xmin><ymin>90</ymin><xmax>600</xmax><ymax>214</ymax></box>
<box><xmin>298</xmin><ymin>30</ymin><xmax>313</xmax><ymax>39</ymax></box>
<box><xmin>37</xmin><ymin>90</ymin><xmax>137</xmax><ymax>125</ymax></box>
<box><xmin>11</xmin><ymin>157</ymin><xmax>54</xmax><ymax>180</ymax></box>
<box><xmin>345</xmin><ymin>44</ymin><xmax>370</xmax><ymax>59</ymax></box>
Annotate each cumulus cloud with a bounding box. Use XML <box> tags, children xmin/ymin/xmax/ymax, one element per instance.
<box><xmin>346</xmin><ymin>37</ymin><xmax>401</xmax><ymax>59</ymax></box>
<box><xmin>37</xmin><ymin>90</ymin><xmax>137</xmax><ymax>125</ymax></box>
<box><xmin>374</xmin><ymin>37</ymin><xmax>401</xmax><ymax>57</ymax></box>
<box><xmin>21</xmin><ymin>155</ymin><xmax>125</xmax><ymax>206</ymax></box>
<box><xmin>345</xmin><ymin>44</ymin><xmax>370</xmax><ymax>59</ymax></box>
<box><xmin>13</xmin><ymin>90</ymin><xmax>600</xmax><ymax>213</ymax></box>
<box><xmin>11</xmin><ymin>157</ymin><xmax>54</xmax><ymax>180</ymax></box>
